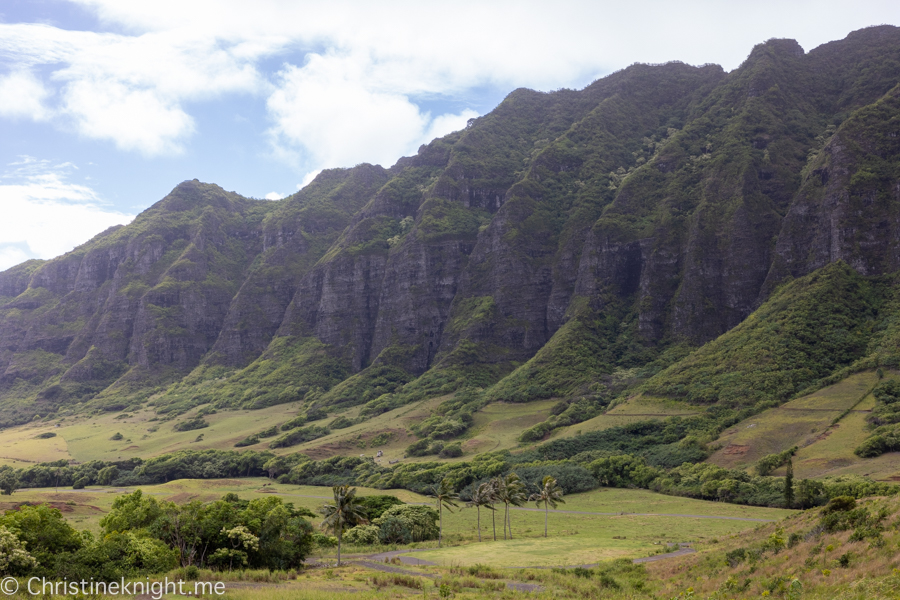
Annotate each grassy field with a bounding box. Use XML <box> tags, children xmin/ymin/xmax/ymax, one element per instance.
<box><xmin>706</xmin><ymin>371</ymin><xmax>899</xmax><ymax>478</ymax></box>
<box><xmin>463</xmin><ymin>399</ymin><xmax>557</xmax><ymax>453</ymax></box>
<box><xmin>10</xmin><ymin>480</ymin><xmax>900</xmax><ymax>599</ymax></box>
<box><xmin>551</xmin><ymin>394</ymin><xmax>701</xmax><ymax>440</ymax></box>
<box><xmin>156</xmin><ymin>496</ymin><xmax>900</xmax><ymax>599</ymax></box>
<box><xmin>403</xmin><ymin>487</ymin><xmax>790</xmax><ymax>567</ymax></box>
<box><xmin>4</xmin><ymin>479</ymin><xmax>789</xmax><ymax>569</ymax></box>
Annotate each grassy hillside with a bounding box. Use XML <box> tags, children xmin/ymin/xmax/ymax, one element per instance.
<box><xmin>707</xmin><ymin>370</ymin><xmax>900</xmax><ymax>481</ymax></box>
<box><xmin>641</xmin><ymin>262</ymin><xmax>884</xmax><ymax>407</ymax></box>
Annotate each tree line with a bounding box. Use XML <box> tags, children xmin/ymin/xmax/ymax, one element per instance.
<box><xmin>2</xmin><ymin>443</ymin><xmax>896</xmax><ymax>511</ymax></box>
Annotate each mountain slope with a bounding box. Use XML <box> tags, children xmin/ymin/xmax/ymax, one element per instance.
<box><xmin>2</xmin><ymin>26</ymin><xmax>900</xmax><ymax>433</ymax></box>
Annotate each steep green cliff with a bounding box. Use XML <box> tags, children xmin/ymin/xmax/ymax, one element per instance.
<box><xmin>3</xmin><ymin>26</ymin><xmax>900</xmax><ymax>434</ymax></box>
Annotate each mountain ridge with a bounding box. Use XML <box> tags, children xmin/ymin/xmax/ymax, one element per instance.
<box><xmin>2</xmin><ymin>26</ymin><xmax>900</xmax><ymax>435</ymax></box>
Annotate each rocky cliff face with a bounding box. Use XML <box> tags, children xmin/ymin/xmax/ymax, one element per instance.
<box><xmin>2</xmin><ymin>26</ymin><xmax>900</xmax><ymax>425</ymax></box>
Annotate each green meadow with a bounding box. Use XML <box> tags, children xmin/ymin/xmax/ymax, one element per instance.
<box><xmin>3</xmin><ymin>478</ymin><xmax>790</xmax><ymax>569</ymax></box>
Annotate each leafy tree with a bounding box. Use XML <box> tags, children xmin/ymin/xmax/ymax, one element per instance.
<box><xmin>0</xmin><ymin>525</ymin><xmax>38</xmax><ymax>575</ymax></box>
<box><xmin>54</xmin><ymin>531</ymin><xmax>177</xmax><ymax>580</ymax></box>
<box><xmin>101</xmin><ymin>490</ymin><xmax>163</xmax><ymax>534</ymax></box>
<box><xmin>0</xmin><ymin>468</ymin><xmax>19</xmax><ymax>495</ymax></box>
<box><xmin>151</xmin><ymin>500</ymin><xmax>207</xmax><ymax>567</ymax></box>
<box><xmin>358</xmin><ymin>495</ymin><xmax>404</xmax><ymax>520</ymax></box>
<box><xmin>209</xmin><ymin>525</ymin><xmax>258</xmax><ymax>570</ymax></box>
<box><xmin>429</xmin><ymin>477</ymin><xmax>459</xmax><ymax>548</ymax></box>
<box><xmin>529</xmin><ymin>475</ymin><xmax>566</xmax><ymax>538</ymax></box>
<box><xmin>755</xmin><ymin>447</ymin><xmax>798</xmax><ymax>477</ymax></box>
<box><xmin>97</xmin><ymin>466</ymin><xmax>119</xmax><ymax>486</ymax></box>
<box><xmin>466</xmin><ymin>481</ymin><xmax>496</xmax><ymax>542</ymax></box>
<box><xmin>0</xmin><ymin>504</ymin><xmax>82</xmax><ymax>573</ymax></box>
<box><xmin>319</xmin><ymin>485</ymin><xmax>367</xmax><ymax>565</ymax></box>
<box><xmin>796</xmin><ymin>479</ymin><xmax>827</xmax><ymax>509</ymax></box>
<box><xmin>344</xmin><ymin>524</ymin><xmax>380</xmax><ymax>545</ymax></box>
<box><xmin>373</xmin><ymin>505</ymin><xmax>439</xmax><ymax>542</ymax></box>
<box><xmin>589</xmin><ymin>455</ymin><xmax>658</xmax><ymax>487</ymax></box>
<box><xmin>245</xmin><ymin>498</ymin><xmax>313</xmax><ymax>570</ymax></box>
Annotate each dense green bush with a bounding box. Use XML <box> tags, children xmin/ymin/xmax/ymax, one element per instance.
<box><xmin>756</xmin><ymin>447</ymin><xmax>798</xmax><ymax>476</ymax></box>
<box><xmin>358</xmin><ymin>495</ymin><xmax>405</xmax><ymax>520</ymax></box>
<box><xmin>439</xmin><ymin>443</ymin><xmax>464</xmax><ymax>458</ymax></box>
<box><xmin>268</xmin><ymin>425</ymin><xmax>330</xmax><ymax>449</ymax></box>
<box><xmin>373</xmin><ymin>505</ymin><xmax>439</xmax><ymax>542</ymax></box>
<box><xmin>344</xmin><ymin>525</ymin><xmax>380</xmax><ymax>545</ymax></box>
<box><xmin>173</xmin><ymin>417</ymin><xmax>208</xmax><ymax>432</ymax></box>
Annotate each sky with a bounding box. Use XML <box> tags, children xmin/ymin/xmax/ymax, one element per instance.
<box><xmin>0</xmin><ymin>1</ymin><xmax>898</xmax><ymax>272</ymax></box>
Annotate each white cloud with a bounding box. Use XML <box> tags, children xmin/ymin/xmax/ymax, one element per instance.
<box><xmin>0</xmin><ymin>157</ymin><xmax>134</xmax><ymax>271</ymax></box>
<box><xmin>267</xmin><ymin>53</ymin><xmax>482</xmax><ymax>175</ymax></box>
<box><xmin>62</xmin><ymin>77</ymin><xmax>194</xmax><ymax>155</ymax></box>
<box><xmin>1</xmin><ymin>0</ymin><xmax>898</xmax><ymax>171</ymax></box>
<box><xmin>0</xmin><ymin>23</ymin><xmax>261</xmax><ymax>155</ymax></box>
<box><xmin>0</xmin><ymin>70</ymin><xmax>52</xmax><ymax>121</ymax></box>
<box><xmin>264</xmin><ymin>192</ymin><xmax>283</xmax><ymax>200</ymax></box>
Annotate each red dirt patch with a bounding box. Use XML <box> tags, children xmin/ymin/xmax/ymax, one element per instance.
<box><xmin>723</xmin><ymin>444</ymin><xmax>750</xmax><ymax>456</ymax></box>
<box><xmin>803</xmin><ymin>426</ymin><xmax>836</xmax><ymax>447</ymax></box>
<box><xmin>123</xmin><ymin>445</ymin><xmax>139</xmax><ymax>450</ymax></box>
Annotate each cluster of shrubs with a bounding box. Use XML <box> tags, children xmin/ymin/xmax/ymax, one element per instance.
<box><xmin>404</xmin><ymin>388</ymin><xmax>484</xmax><ymax>457</ymax></box>
<box><xmin>0</xmin><ymin>491</ymin><xmax>315</xmax><ymax>580</ymax></box>
<box><xmin>856</xmin><ymin>379</ymin><xmax>900</xmax><ymax>457</ymax></box>
<box><xmin>518</xmin><ymin>397</ymin><xmax>607</xmax><ymax>443</ymax></box>
<box><xmin>588</xmin><ymin>454</ymin><xmax>898</xmax><ymax>508</ymax></box>
<box><xmin>755</xmin><ymin>447</ymin><xmax>798</xmax><ymax>476</ymax></box>
<box><xmin>344</xmin><ymin>504</ymin><xmax>440</xmax><ymax>545</ymax></box>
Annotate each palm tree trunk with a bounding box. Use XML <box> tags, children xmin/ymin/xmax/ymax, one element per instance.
<box><xmin>508</xmin><ymin>504</ymin><xmax>513</xmax><ymax>540</ymax></box>
<box><xmin>337</xmin><ymin>530</ymin><xmax>342</xmax><ymax>566</ymax></box>
<box><xmin>492</xmin><ymin>504</ymin><xmax>496</xmax><ymax>541</ymax></box>
<box><xmin>438</xmin><ymin>503</ymin><xmax>443</xmax><ymax>548</ymax></box>
<box><xmin>544</xmin><ymin>501</ymin><xmax>548</xmax><ymax>537</ymax></box>
<box><xmin>503</xmin><ymin>502</ymin><xmax>508</xmax><ymax>540</ymax></box>
<box><xmin>477</xmin><ymin>506</ymin><xmax>482</xmax><ymax>542</ymax></box>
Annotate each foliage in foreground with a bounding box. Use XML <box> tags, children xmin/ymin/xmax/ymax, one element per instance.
<box><xmin>0</xmin><ymin>491</ymin><xmax>315</xmax><ymax>580</ymax></box>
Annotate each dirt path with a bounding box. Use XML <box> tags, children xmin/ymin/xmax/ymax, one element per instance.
<box><xmin>321</xmin><ymin>541</ymin><xmax>698</xmax><ymax>592</ymax></box>
<box><xmin>361</xmin><ymin>542</ymin><xmax>695</xmax><ymax>570</ymax></box>
<box><xmin>511</xmin><ymin>506</ymin><xmax>774</xmax><ymax>522</ymax></box>
<box><xmin>779</xmin><ymin>407</ymin><xmax>871</xmax><ymax>413</ymax></box>
<box><xmin>401</xmin><ymin>502</ymin><xmax>776</xmax><ymax>522</ymax></box>
<box><xmin>633</xmin><ymin>544</ymin><xmax>696</xmax><ymax>563</ymax></box>
<box><xmin>349</xmin><ymin>550</ymin><xmax>544</xmax><ymax>592</ymax></box>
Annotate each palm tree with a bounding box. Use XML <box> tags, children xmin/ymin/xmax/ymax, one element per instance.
<box><xmin>429</xmin><ymin>477</ymin><xmax>459</xmax><ymax>548</ymax></box>
<box><xmin>487</xmin><ymin>478</ymin><xmax>500</xmax><ymax>541</ymax></box>
<box><xmin>466</xmin><ymin>481</ymin><xmax>496</xmax><ymax>542</ymax></box>
<box><xmin>319</xmin><ymin>485</ymin><xmax>367</xmax><ymax>566</ymax></box>
<box><xmin>497</xmin><ymin>472</ymin><xmax>527</xmax><ymax>540</ymax></box>
<box><xmin>529</xmin><ymin>475</ymin><xmax>566</xmax><ymax>537</ymax></box>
